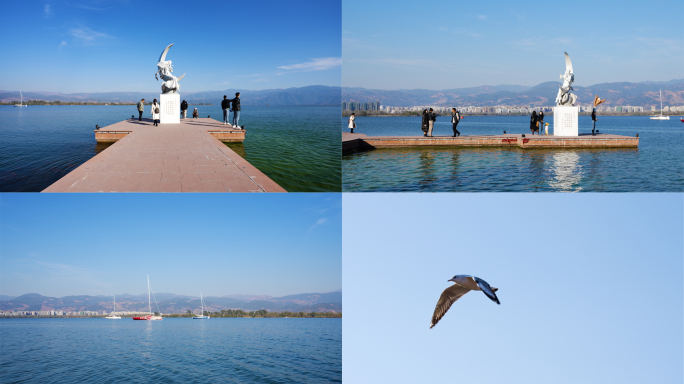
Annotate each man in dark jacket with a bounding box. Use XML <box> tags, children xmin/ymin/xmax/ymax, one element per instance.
<box><xmin>228</xmin><ymin>92</ymin><xmax>241</xmax><ymax>128</ymax></box>
<box><xmin>221</xmin><ymin>95</ymin><xmax>231</xmax><ymax>125</ymax></box>
<box><xmin>591</xmin><ymin>108</ymin><xmax>597</xmax><ymax>135</ymax></box>
<box><xmin>137</xmin><ymin>99</ymin><xmax>145</xmax><ymax>121</ymax></box>
<box><xmin>427</xmin><ymin>108</ymin><xmax>437</xmax><ymax>137</ymax></box>
<box><xmin>181</xmin><ymin>100</ymin><xmax>188</xmax><ymax>119</ymax></box>
<box><xmin>451</xmin><ymin>108</ymin><xmax>461</xmax><ymax>137</ymax></box>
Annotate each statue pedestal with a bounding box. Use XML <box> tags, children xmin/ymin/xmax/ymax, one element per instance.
<box><xmin>553</xmin><ymin>106</ymin><xmax>579</xmax><ymax>136</ymax></box>
<box><xmin>159</xmin><ymin>93</ymin><xmax>180</xmax><ymax>124</ymax></box>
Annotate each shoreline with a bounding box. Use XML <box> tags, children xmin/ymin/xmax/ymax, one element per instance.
<box><xmin>342</xmin><ymin>112</ymin><xmax>682</xmax><ymax>117</ymax></box>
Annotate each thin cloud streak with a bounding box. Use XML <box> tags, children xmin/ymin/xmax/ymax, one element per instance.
<box><xmin>278</xmin><ymin>57</ymin><xmax>341</xmax><ymax>71</ymax></box>
<box><xmin>69</xmin><ymin>27</ymin><xmax>114</xmax><ymax>46</ymax></box>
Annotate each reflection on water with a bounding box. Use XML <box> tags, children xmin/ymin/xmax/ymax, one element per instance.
<box><xmin>548</xmin><ymin>152</ymin><xmax>582</xmax><ymax>192</ymax></box>
<box><xmin>343</xmin><ymin>116</ymin><xmax>682</xmax><ymax>192</ymax></box>
<box><xmin>95</xmin><ymin>142</ymin><xmax>114</xmax><ymax>154</ymax></box>
<box><xmin>418</xmin><ymin>151</ymin><xmax>436</xmax><ymax>188</ymax></box>
<box><xmin>225</xmin><ymin>142</ymin><xmax>247</xmax><ymax>159</ymax></box>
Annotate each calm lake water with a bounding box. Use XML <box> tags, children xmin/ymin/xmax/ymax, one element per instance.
<box><xmin>0</xmin><ymin>318</ymin><xmax>341</xmax><ymax>383</ymax></box>
<box><xmin>0</xmin><ymin>105</ymin><xmax>340</xmax><ymax>192</ymax></box>
<box><xmin>342</xmin><ymin>115</ymin><xmax>684</xmax><ymax>192</ymax></box>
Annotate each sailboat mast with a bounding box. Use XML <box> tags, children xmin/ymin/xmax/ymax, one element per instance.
<box><xmin>147</xmin><ymin>275</ymin><xmax>151</xmax><ymax>315</ymax></box>
<box><xmin>660</xmin><ymin>90</ymin><xmax>663</xmax><ymax>116</ymax></box>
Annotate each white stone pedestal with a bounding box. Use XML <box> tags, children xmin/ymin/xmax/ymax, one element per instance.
<box><xmin>159</xmin><ymin>93</ymin><xmax>180</xmax><ymax>124</ymax></box>
<box><xmin>553</xmin><ymin>105</ymin><xmax>579</xmax><ymax>136</ymax></box>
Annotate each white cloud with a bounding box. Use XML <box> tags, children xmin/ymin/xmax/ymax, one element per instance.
<box><xmin>307</xmin><ymin>217</ymin><xmax>328</xmax><ymax>234</ymax></box>
<box><xmin>477</xmin><ymin>15</ymin><xmax>487</xmax><ymax>20</ymax></box>
<box><xmin>278</xmin><ymin>57</ymin><xmax>341</xmax><ymax>71</ymax></box>
<box><xmin>69</xmin><ymin>27</ymin><xmax>113</xmax><ymax>46</ymax></box>
<box><xmin>44</xmin><ymin>4</ymin><xmax>52</xmax><ymax>18</ymax></box>
<box><xmin>58</xmin><ymin>41</ymin><xmax>68</xmax><ymax>49</ymax></box>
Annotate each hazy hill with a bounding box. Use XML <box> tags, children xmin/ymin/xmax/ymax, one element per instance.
<box><xmin>342</xmin><ymin>80</ymin><xmax>684</xmax><ymax>107</ymax></box>
<box><xmin>0</xmin><ymin>85</ymin><xmax>341</xmax><ymax>106</ymax></box>
<box><xmin>0</xmin><ymin>291</ymin><xmax>342</xmax><ymax>313</ymax></box>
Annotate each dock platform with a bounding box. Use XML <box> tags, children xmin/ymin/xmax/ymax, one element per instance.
<box><xmin>43</xmin><ymin>118</ymin><xmax>286</xmax><ymax>192</ymax></box>
<box><xmin>343</xmin><ymin>132</ymin><xmax>639</xmax><ymax>154</ymax></box>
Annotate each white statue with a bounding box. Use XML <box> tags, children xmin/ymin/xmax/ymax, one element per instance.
<box><xmin>155</xmin><ymin>44</ymin><xmax>185</xmax><ymax>94</ymax></box>
<box><xmin>555</xmin><ymin>52</ymin><xmax>577</xmax><ymax>106</ymax></box>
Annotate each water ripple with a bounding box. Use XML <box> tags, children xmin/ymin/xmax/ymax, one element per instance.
<box><xmin>0</xmin><ymin>318</ymin><xmax>341</xmax><ymax>384</ymax></box>
<box><xmin>343</xmin><ymin>115</ymin><xmax>684</xmax><ymax>192</ymax></box>
<box><xmin>0</xmin><ymin>105</ymin><xmax>340</xmax><ymax>192</ymax></box>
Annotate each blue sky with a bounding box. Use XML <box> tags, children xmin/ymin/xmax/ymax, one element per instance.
<box><xmin>343</xmin><ymin>193</ymin><xmax>683</xmax><ymax>383</ymax></box>
<box><xmin>343</xmin><ymin>0</ymin><xmax>684</xmax><ymax>89</ymax></box>
<box><xmin>0</xmin><ymin>0</ymin><xmax>341</xmax><ymax>93</ymax></box>
<box><xmin>0</xmin><ymin>194</ymin><xmax>341</xmax><ymax>297</ymax></box>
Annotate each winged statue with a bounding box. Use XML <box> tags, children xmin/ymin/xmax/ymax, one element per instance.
<box><xmin>555</xmin><ymin>52</ymin><xmax>577</xmax><ymax>106</ymax></box>
<box><xmin>155</xmin><ymin>44</ymin><xmax>186</xmax><ymax>94</ymax></box>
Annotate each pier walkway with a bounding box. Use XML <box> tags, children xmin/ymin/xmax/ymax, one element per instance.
<box><xmin>43</xmin><ymin>118</ymin><xmax>286</xmax><ymax>192</ymax></box>
<box><xmin>343</xmin><ymin>132</ymin><xmax>638</xmax><ymax>154</ymax></box>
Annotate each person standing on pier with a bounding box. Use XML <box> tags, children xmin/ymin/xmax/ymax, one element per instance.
<box><xmin>137</xmin><ymin>99</ymin><xmax>145</xmax><ymax>121</ymax></box>
<box><xmin>421</xmin><ymin>109</ymin><xmax>428</xmax><ymax>137</ymax></box>
<box><xmin>221</xmin><ymin>95</ymin><xmax>231</xmax><ymax>125</ymax></box>
<box><xmin>151</xmin><ymin>99</ymin><xmax>160</xmax><ymax>126</ymax></box>
<box><xmin>538</xmin><ymin>110</ymin><xmax>544</xmax><ymax>135</ymax></box>
<box><xmin>451</xmin><ymin>108</ymin><xmax>461</xmax><ymax>137</ymax></box>
<box><xmin>181</xmin><ymin>100</ymin><xmax>188</xmax><ymax>119</ymax></box>
<box><xmin>229</xmin><ymin>92</ymin><xmax>241</xmax><ymax>128</ymax></box>
<box><xmin>530</xmin><ymin>110</ymin><xmax>538</xmax><ymax>135</ymax></box>
<box><xmin>348</xmin><ymin>113</ymin><xmax>356</xmax><ymax>133</ymax></box>
<box><xmin>427</xmin><ymin>108</ymin><xmax>437</xmax><ymax>137</ymax></box>
<box><xmin>591</xmin><ymin>108</ymin><xmax>597</xmax><ymax>135</ymax></box>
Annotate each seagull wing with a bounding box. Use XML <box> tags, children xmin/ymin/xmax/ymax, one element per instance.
<box><xmin>564</xmin><ymin>52</ymin><xmax>573</xmax><ymax>73</ymax></box>
<box><xmin>430</xmin><ymin>283</ymin><xmax>470</xmax><ymax>329</ymax></box>
<box><xmin>474</xmin><ymin>277</ymin><xmax>500</xmax><ymax>304</ymax></box>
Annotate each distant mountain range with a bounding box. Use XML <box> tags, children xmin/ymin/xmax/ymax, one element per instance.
<box><xmin>0</xmin><ymin>290</ymin><xmax>342</xmax><ymax>314</ymax></box>
<box><xmin>0</xmin><ymin>85</ymin><xmax>341</xmax><ymax>106</ymax></box>
<box><xmin>5</xmin><ymin>80</ymin><xmax>682</xmax><ymax>108</ymax></box>
<box><xmin>342</xmin><ymin>79</ymin><xmax>684</xmax><ymax>107</ymax></box>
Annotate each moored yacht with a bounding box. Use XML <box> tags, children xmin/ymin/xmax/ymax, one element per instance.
<box><xmin>133</xmin><ymin>275</ymin><xmax>162</xmax><ymax>320</ymax></box>
<box><xmin>192</xmin><ymin>292</ymin><xmax>210</xmax><ymax>319</ymax></box>
<box><xmin>105</xmin><ymin>296</ymin><xmax>121</xmax><ymax>319</ymax></box>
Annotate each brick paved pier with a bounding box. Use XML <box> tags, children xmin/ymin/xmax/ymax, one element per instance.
<box><xmin>343</xmin><ymin>132</ymin><xmax>639</xmax><ymax>154</ymax></box>
<box><xmin>43</xmin><ymin>118</ymin><xmax>286</xmax><ymax>192</ymax></box>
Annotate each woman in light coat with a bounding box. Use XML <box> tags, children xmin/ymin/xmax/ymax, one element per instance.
<box><xmin>151</xmin><ymin>99</ymin><xmax>160</xmax><ymax>126</ymax></box>
<box><xmin>348</xmin><ymin>113</ymin><xmax>356</xmax><ymax>133</ymax></box>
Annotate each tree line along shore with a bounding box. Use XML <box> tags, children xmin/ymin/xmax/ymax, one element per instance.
<box><xmin>2</xmin><ymin>310</ymin><xmax>341</xmax><ymax>319</ymax></box>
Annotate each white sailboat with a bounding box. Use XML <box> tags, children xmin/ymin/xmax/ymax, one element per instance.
<box><xmin>13</xmin><ymin>91</ymin><xmax>27</xmax><ymax>107</ymax></box>
<box><xmin>650</xmin><ymin>90</ymin><xmax>670</xmax><ymax>120</ymax></box>
<box><xmin>105</xmin><ymin>296</ymin><xmax>121</xmax><ymax>319</ymax></box>
<box><xmin>132</xmin><ymin>275</ymin><xmax>162</xmax><ymax>320</ymax></box>
<box><xmin>193</xmin><ymin>292</ymin><xmax>210</xmax><ymax>319</ymax></box>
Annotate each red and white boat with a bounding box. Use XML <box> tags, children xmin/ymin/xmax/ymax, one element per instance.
<box><xmin>133</xmin><ymin>275</ymin><xmax>163</xmax><ymax>321</ymax></box>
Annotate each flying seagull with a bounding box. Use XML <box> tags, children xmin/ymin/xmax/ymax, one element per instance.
<box><xmin>430</xmin><ymin>275</ymin><xmax>500</xmax><ymax>329</ymax></box>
